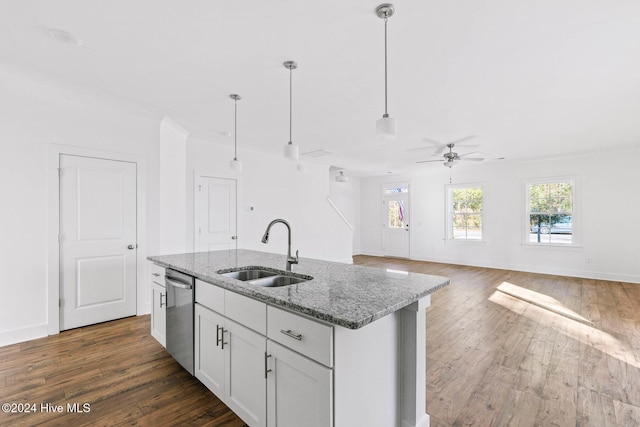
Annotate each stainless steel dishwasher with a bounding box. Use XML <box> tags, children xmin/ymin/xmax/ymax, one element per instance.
<box><xmin>165</xmin><ymin>268</ymin><xmax>195</xmax><ymax>375</ymax></box>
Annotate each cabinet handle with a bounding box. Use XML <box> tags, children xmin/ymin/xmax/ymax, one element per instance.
<box><xmin>280</xmin><ymin>329</ymin><xmax>302</xmax><ymax>341</ymax></box>
<box><xmin>264</xmin><ymin>353</ymin><xmax>272</xmax><ymax>379</ymax></box>
<box><xmin>216</xmin><ymin>325</ymin><xmax>222</xmax><ymax>347</ymax></box>
<box><xmin>221</xmin><ymin>328</ymin><xmax>228</xmax><ymax>350</ymax></box>
<box><xmin>159</xmin><ymin>293</ymin><xmax>166</xmax><ymax>308</ymax></box>
<box><xmin>152</xmin><ymin>272</ymin><xmax>160</xmax><ymax>277</ymax></box>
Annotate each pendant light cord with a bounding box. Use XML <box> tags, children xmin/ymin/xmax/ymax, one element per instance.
<box><xmin>384</xmin><ymin>16</ymin><xmax>388</xmax><ymax>117</ymax></box>
<box><xmin>289</xmin><ymin>66</ymin><xmax>293</xmax><ymax>144</ymax></box>
<box><xmin>234</xmin><ymin>98</ymin><xmax>238</xmax><ymax>160</ymax></box>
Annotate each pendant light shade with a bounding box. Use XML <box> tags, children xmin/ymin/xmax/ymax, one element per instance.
<box><xmin>376</xmin><ymin>4</ymin><xmax>397</xmax><ymax>138</ymax></box>
<box><xmin>283</xmin><ymin>61</ymin><xmax>300</xmax><ymax>160</ymax></box>
<box><xmin>229</xmin><ymin>94</ymin><xmax>243</xmax><ymax>173</ymax></box>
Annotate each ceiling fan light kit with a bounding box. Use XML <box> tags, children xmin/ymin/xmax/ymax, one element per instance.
<box><xmin>229</xmin><ymin>94</ymin><xmax>243</xmax><ymax>173</ymax></box>
<box><xmin>376</xmin><ymin>3</ymin><xmax>397</xmax><ymax>138</ymax></box>
<box><xmin>283</xmin><ymin>60</ymin><xmax>300</xmax><ymax>160</ymax></box>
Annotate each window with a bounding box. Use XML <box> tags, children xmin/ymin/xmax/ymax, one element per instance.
<box><xmin>446</xmin><ymin>185</ymin><xmax>483</xmax><ymax>240</ymax></box>
<box><xmin>526</xmin><ymin>179</ymin><xmax>574</xmax><ymax>244</ymax></box>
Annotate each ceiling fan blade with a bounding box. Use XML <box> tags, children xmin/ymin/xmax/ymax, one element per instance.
<box><xmin>434</xmin><ymin>144</ymin><xmax>449</xmax><ymax>155</ymax></box>
<box><xmin>416</xmin><ymin>159</ymin><xmax>445</xmax><ymax>164</ymax></box>
<box><xmin>457</xmin><ymin>151</ymin><xmax>481</xmax><ymax>158</ymax></box>
<box><xmin>459</xmin><ymin>157</ymin><xmax>484</xmax><ymax>161</ymax></box>
<box><xmin>449</xmin><ymin>135</ymin><xmax>477</xmax><ymax>145</ymax></box>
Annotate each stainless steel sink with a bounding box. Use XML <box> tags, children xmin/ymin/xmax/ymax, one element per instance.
<box><xmin>248</xmin><ymin>275</ymin><xmax>308</xmax><ymax>287</ymax></box>
<box><xmin>219</xmin><ymin>269</ymin><xmax>277</xmax><ymax>281</ymax></box>
<box><xmin>217</xmin><ymin>266</ymin><xmax>312</xmax><ymax>287</ymax></box>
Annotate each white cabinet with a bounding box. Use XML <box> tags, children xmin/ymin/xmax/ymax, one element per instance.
<box><xmin>225</xmin><ymin>318</ymin><xmax>267</xmax><ymax>426</ymax></box>
<box><xmin>266</xmin><ymin>340</ymin><xmax>332</xmax><ymax>427</ymax></box>
<box><xmin>194</xmin><ymin>303</ymin><xmax>225</xmax><ymax>396</ymax></box>
<box><xmin>194</xmin><ymin>301</ymin><xmax>267</xmax><ymax>427</ymax></box>
<box><xmin>149</xmin><ymin>263</ymin><xmax>166</xmax><ymax>347</ymax></box>
<box><xmin>192</xmin><ymin>279</ymin><xmax>430</xmax><ymax>427</ymax></box>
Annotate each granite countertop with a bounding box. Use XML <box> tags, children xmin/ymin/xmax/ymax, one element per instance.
<box><xmin>148</xmin><ymin>249</ymin><xmax>450</xmax><ymax>329</ymax></box>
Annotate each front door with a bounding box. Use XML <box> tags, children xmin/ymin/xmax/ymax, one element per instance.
<box><xmin>59</xmin><ymin>154</ymin><xmax>137</xmax><ymax>330</ymax></box>
<box><xmin>381</xmin><ymin>184</ymin><xmax>410</xmax><ymax>258</ymax></box>
<box><xmin>195</xmin><ymin>176</ymin><xmax>237</xmax><ymax>252</ymax></box>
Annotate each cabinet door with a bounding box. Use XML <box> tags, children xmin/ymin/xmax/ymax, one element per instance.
<box><xmin>150</xmin><ymin>282</ymin><xmax>166</xmax><ymax>347</ymax></box>
<box><xmin>267</xmin><ymin>341</ymin><xmax>333</xmax><ymax>427</ymax></box>
<box><xmin>225</xmin><ymin>319</ymin><xmax>267</xmax><ymax>427</ymax></box>
<box><xmin>194</xmin><ymin>304</ymin><xmax>225</xmax><ymax>397</ymax></box>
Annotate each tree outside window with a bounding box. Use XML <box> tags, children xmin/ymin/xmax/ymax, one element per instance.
<box><xmin>527</xmin><ymin>180</ymin><xmax>573</xmax><ymax>244</ymax></box>
<box><xmin>447</xmin><ymin>186</ymin><xmax>483</xmax><ymax>240</ymax></box>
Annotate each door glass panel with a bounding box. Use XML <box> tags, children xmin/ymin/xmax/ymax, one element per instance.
<box><xmin>388</xmin><ymin>200</ymin><xmax>405</xmax><ymax>229</ymax></box>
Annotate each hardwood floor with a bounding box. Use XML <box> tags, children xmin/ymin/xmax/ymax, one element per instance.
<box><xmin>354</xmin><ymin>255</ymin><xmax>640</xmax><ymax>427</ymax></box>
<box><xmin>2</xmin><ymin>257</ymin><xmax>639</xmax><ymax>426</ymax></box>
<box><xmin>0</xmin><ymin>315</ymin><xmax>247</xmax><ymax>427</ymax></box>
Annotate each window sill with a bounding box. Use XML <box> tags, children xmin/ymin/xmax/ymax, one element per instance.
<box><xmin>521</xmin><ymin>242</ymin><xmax>582</xmax><ymax>250</ymax></box>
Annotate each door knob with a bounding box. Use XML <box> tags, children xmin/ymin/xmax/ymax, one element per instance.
<box><xmin>128</xmin><ymin>244</ymin><xmax>135</xmax><ymax>250</ymax></box>
<box><xmin>231</xmin><ymin>236</ymin><xmax>237</xmax><ymax>240</ymax></box>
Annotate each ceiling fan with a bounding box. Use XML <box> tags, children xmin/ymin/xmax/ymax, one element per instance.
<box><xmin>416</xmin><ymin>143</ymin><xmax>484</xmax><ymax>168</ymax></box>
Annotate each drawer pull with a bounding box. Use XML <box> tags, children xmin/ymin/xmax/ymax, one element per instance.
<box><xmin>152</xmin><ymin>272</ymin><xmax>161</xmax><ymax>277</ymax></box>
<box><xmin>280</xmin><ymin>329</ymin><xmax>302</xmax><ymax>341</ymax></box>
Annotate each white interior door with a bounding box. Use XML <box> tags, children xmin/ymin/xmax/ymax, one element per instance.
<box><xmin>382</xmin><ymin>184</ymin><xmax>410</xmax><ymax>258</ymax></box>
<box><xmin>59</xmin><ymin>154</ymin><xmax>137</xmax><ymax>330</ymax></box>
<box><xmin>195</xmin><ymin>176</ymin><xmax>237</xmax><ymax>252</ymax></box>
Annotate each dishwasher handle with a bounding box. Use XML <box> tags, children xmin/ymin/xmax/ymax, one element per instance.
<box><xmin>165</xmin><ymin>276</ymin><xmax>193</xmax><ymax>290</ymax></box>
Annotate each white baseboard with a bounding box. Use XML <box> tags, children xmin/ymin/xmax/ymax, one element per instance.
<box><xmin>408</xmin><ymin>255</ymin><xmax>640</xmax><ymax>284</ymax></box>
<box><xmin>0</xmin><ymin>323</ymin><xmax>48</xmax><ymax>348</ymax></box>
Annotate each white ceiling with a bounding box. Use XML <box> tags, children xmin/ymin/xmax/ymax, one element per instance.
<box><xmin>2</xmin><ymin>0</ymin><xmax>640</xmax><ymax>175</ymax></box>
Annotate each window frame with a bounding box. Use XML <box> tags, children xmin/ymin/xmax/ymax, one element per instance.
<box><xmin>445</xmin><ymin>183</ymin><xmax>485</xmax><ymax>242</ymax></box>
<box><xmin>523</xmin><ymin>176</ymin><xmax>579</xmax><ymax>247</ymax></box>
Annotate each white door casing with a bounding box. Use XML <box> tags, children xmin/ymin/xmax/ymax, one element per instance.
<box><xmin>381</xmin><ymin>183</ymin><xmax>410</xmax><ymax>258</ymax></box>
<box><xmin>59</xmin><ymin>154</ymin><xmax>137</xmax><ymax>330</ymax></box>
<box><xmin>195</xmin><ymin>176</ymin><xmax>237</xmax><ymax>252</ymax></box>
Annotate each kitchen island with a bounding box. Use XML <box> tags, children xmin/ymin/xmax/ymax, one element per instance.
<box><xmin>148</xmin><ymin>249</ymin><xmax>450</xmax><ymax>427</ymax></box>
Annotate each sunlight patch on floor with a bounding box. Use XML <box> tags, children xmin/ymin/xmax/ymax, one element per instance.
<box><xmin>489</xmin><ymin>284</ymin><xmax>639</xmax><ymax>370</ymax></box>
<box><xmin>496</xmin><ymin>281</ymin><xmax>592</xmax><ymax>324</ymax></box>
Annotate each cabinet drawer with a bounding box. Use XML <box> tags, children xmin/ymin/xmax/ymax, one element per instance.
<box><xmin>267</xmin><ymin>306</ymin><xmax>333</xmax><ymax>367</ymax></box>
<box><xmin>225</xmin><ymin>291</ymin><xmax>266</xmax><ymax>335</ymax></box>
<box><xmin>150</xmin><ymin>263</ymin><xmax>165</xmax><ymax>287</ymax></box>
<box><xmin>195</xmin><ymin>279</ymin><xmax>225</xmax><ymax>314</ymax></box>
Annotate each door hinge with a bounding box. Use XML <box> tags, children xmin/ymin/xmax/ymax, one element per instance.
<box><xmin>198</xmin><ymin>184</ymin><xmax>202</xmax><ymax>192</ymax></box>
<box><xmin>59</xmin><ymin>299</ymin><xmax>64</xmax><ymax>307</ymax></box>
<box><xmin>57</xmin><ymin>167</ymin><xmax>61</xmax><ymax>178</ymax></box>
<box><xmin>198</xmin><ymin>227</ymin><xmax>201</xmax><ymax>235</ymax></box>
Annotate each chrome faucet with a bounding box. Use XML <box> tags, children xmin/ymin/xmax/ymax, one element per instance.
<box><xmin>261</xmin><ymin>219</ymin><xmax>299</xmax><ymax>271</ymax></box>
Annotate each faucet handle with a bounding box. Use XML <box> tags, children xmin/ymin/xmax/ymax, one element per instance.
<box><xmin>293</xmin><ymin>249</ymin><xmax>299</xmax><ymax>264</ymax></box>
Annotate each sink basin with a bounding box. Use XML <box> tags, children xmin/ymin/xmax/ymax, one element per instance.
<box><xmin>217</xmin><ymin>266</ymin><xmax>313</xmax><ymax>287</ymax></box>
<box><xmin>219</xmin><ymin>269</ymin><xmax>277</xmax><ymax>281</ymax></box>
<box><xmin>248</xmin><ymin>275</ymin><xmax>308</xmax><ymax>287</ymax></box>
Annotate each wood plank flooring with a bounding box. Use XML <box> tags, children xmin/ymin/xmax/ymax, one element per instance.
<box><xmin>1</xmin><ymin>257</ymin><xmax>639</xmax><ymax>426</ymax></box>
<box><xmin>0</xmin><ymin>315</ymin><xmax>247</xmax><ymax>427</ymax></box>
<box><xmin>354</xmin><ymin>255</ymin><xmax>640</xmax><ymax>427</ymax></box>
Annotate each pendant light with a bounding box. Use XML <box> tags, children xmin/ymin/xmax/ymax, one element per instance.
<box><xmin>283</xmin><ymin>61</ymin><xmax>300</xmax><ymax>160</ymax></box>
<box><xmin>229</xmin><ymin>94</ymin><xmax>243</xmax><ymax>172</ymax></box>
<box><xmin>376</xmin><ymin>3</ymin><xmax>397</xmax><ymax>137</ymax></box>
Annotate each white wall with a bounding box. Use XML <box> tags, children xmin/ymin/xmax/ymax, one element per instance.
<box><xmin>186</xmin><ymin>141</ymin><xmax>355</xmax><ymax>264</ymax></box>
<box><xmin>0</xmin><ymin>64</ymin><xmax>161</xmax><ymax>346</ymax></box>
<box><xmin>359</xmin><ymin>149</ymin><xmax>640</xmax><ymax>283</ymax></box>
<box><xmin>158</xmin><ymin>117</ymin><xmax>189</xmax><ymax>255</ymax></box>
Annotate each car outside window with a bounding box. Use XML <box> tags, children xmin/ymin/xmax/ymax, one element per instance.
<box><xmin>527</xmin><ymin>179</ymin><xmax>574</xmax><ymax>245</ymax></box>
